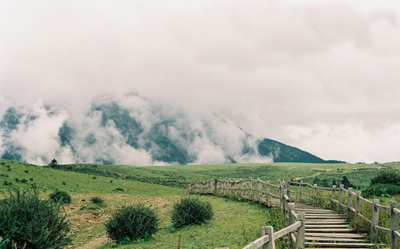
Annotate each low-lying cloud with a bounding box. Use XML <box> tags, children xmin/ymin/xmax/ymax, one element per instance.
<box><xmin>1</xmin><ymin>0</ymin><xmax>400</xmax><ymax>163</ymax></box>
<box><xmin>0</xmin><ymin>94</ymin><xmax>274</xmax><ymax>165</ymax></box>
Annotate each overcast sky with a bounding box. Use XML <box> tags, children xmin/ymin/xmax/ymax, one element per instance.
<box><xmin>1</xmin><ymin>0</ymin><xmax>400</xmax><ymax>164</ymax></box>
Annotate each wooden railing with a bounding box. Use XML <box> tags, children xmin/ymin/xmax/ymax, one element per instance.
<box><xmin>187</xmin><ymin>178</ymin><xmax>305</xmax><ymax>249</ymax></box>
<box><xmin>187</xmin><ymin>178</ymin><xmax>281</xmax><ymax>206</ymax></box>
<box><xmin>287</xmin><ymin>181</ymin><xmax>400</xmax><ymax>249</ymax></box>
<box><xmin>187</xmin><ymin>178</ymin><xmax>400</xmax><ymax>249</ymax></box>
<box><xmin>242</xmin><ymin>205</ymin><xmax>305</xmax><ymax>249</ymax></box>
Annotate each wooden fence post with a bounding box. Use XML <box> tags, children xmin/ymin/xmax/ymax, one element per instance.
<box><xmin>239</xmin><ymin>178</ymin><xmax>244</xmax><ymax>199</ymax></box>
<box><xmin>213</xmin><ymin>179</ymin><xmax>218</xmax><ymax>195</ymax></box>
<box><xmin>223</xmin><ymin>180</ymin><xmax>227</xmax><ymax>196</ymax></box>
<box><xmin>287</xmin><ymin>203</ymin><xmax>295</xmax><ymax>248</ymax></box>
<box><xmin>355</xmin><ymin>191</ymin><xmax>361</xmax><ymax>232</ymax></box>
<box><xmin>257</xmin><ymin>178</ymin><xmax>262</xmax><ymax>202</ymax></box>
<box><xmin>249</xmin><ymin>177</ymin><xmax>253</xmax><ymax>201</ymax></box>
<box><xmin>286</xmin><ymin>180</ymin><xmax>291</xmax><ymax>199</ymax></box>
<box><xmin>280</xmin><ymin>181</ymin><xmax>284</xmax><ymax>210</ymax></box>
<box><xmin>264</xmin><ymin>226</ymin><xmax>275</xmax><ymax>249</ymax></box>
<box><xmin>338</xmin><ymin>184</ymin><xmax>344</xmax><ymax>213</ymax></box>
<box><xmin>282</xmin><ymin>187</ymin><xmax>288</xmax><ymax>213</ymax></box>
<box><xmin>331</xmin><ymin>185</ymin><xmax>336</xmax><ymax>210</ymax></box>
<box><xmin>227</xmin><ymin>181</ymin><xmax>230</xmax><ymax>197</ymax></box>
<box><xmin>347</xmin><ymin>187</ymin><xmax>353</xmax><ymax>222</ymax></box>
<box><xmin>390</xmin><ymin>201</ymin><xmax>399</xmax><ymax>249</ymax></box>
<box><xmin>288</xmin><ymin>203</ymin><xmax>295</xmax><ymax>226</ymax></box>
<box><xmin>234</xmin><ymin>180</ymin><xmax>238</xmax><ymax>198</ymax></box>
<box><xmin>299</xmin><ymin>181</ymin><xmax>303</xmax><ymax>203</ymax></box>
<box><xmin>267</xmin><ymin>180</ymin><xmax>271</xmax><ymax>206</ymax></box>
<box><xmin>297</xmin><ymin>212</ymin><xmax>305</xmax><ymax>249</ymax></box>
<box><xmin>370</xmin><ymin>199</ymin><xmax>380</xmax><ymax>243</ymax></box>
<box><xmin>312</xmin><ymin>184</ymin><xmax>317</xmax><ymax>206</ymax></box>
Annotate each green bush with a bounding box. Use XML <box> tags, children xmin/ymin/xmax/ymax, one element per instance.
<box><xmin>114</xmin><ymin>187</ymin><xmax>124</xmax><ymax>192</ymax></box>
<box><xmin>90</xmin><ymin>196</ymin><xmax>105</xmax><ymax>206</ymax></box>
<box><xmin>370</xmin><ymin>170</ymin><xmax>400</xmax><ymax>186</ymax></box>
<box><xmin>363</xmin><ymin>183</ymin><xmax>400</xmax><ymax>197</ymax></box>
<box><xmin>0</xmin><ymin>186</ymin><xmax>72</xmax><ymax>248</ymax></box>
<box><xmin>171</xmin><ymin>197</ymin><xmax>213</xmax><ymax>228</ymax></box>
<box><xmin>105</xmin><ymin>203</ymin><xmax>160</xmax><ymax>243</ymax></box>
<box><xmin>49</xmin><ymin>190</ymin><xmax>72</xmax><ymax>204</ymax></box>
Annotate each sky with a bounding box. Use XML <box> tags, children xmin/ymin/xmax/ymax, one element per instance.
<box><xmin>1</xmin><ymin>0</ymin><xmax>400</xmax><ymax>164</ymax></box>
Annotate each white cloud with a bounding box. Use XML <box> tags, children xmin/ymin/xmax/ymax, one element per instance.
<box><xmin>12</xmin><ymin>100</ymin><xmax>68</xmax><ymax>165</ymax></box>
<box><xmin>1</xmin><ymin>0</ymin><xmax>400</xmax><ymax>163</ymax></box>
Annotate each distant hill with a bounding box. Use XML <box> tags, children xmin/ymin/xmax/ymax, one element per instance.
<box><xmin>257</xmin><ymin>138</ymin><xmax>325</xmax><ymax>163</ymax></box>
<box><xmin>0</xmin><ymin>95</ymin><xmax>336</xmax><ymax>165</ymax></box>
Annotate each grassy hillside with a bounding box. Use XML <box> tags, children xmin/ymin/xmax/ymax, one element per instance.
<box><xmin>1</xmin><ymin>159</ymin><xmax>399</xmax><ymax>248</ymax></box>
<box><xmin>0</xmin><ymin>160</ymin><xmax>182</xmax><ymax>196</ymax></box>
<box><xmin>96</xmin><ymin>162</ymin><xmax>397</xmax><ymax>189</ymax></box>
<box><xmin>0</xmin><ymin>160</ymin><xmax>281</xmax><ymax>249</ymax></box>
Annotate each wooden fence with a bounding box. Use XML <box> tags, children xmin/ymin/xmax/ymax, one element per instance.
<box><xmin>287</xmin><ymin>181</ymin><xmax>400</xmax><ymax>249</ymax></box>
<box><xmin>187</xmin><ymin>178</ymin><xmax>305</xmax><ymax>249</ymax></box>
<box><xmin>187</xmin><ymin>178</ymin><xmax>400</xmax><ymax>249</ymax></box>
<box><xmin>186</xmin><ymin>178</ymin><xmax>281</xmax><ymax>206</ymax></box>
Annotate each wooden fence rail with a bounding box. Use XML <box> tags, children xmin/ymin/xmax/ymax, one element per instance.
<box><xmin>187</xmin><ymin>177</ymin><xmax>400</xmax><ymax>249</ymax></box>
<box><xmin>188</xmin><ymin>178</ymin><xmax>304</xmax><ymax>249</ymax></box>
<box><xmin>288</xmin><ymin>180</ymin><xmax>400</xmax><ymax>249</ymax></box>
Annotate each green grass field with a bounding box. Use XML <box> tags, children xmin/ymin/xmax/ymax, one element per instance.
<box><xmin>1</xmin><ymin>159</ymin><xmax>399</xmax><ymax>248</ymax></box>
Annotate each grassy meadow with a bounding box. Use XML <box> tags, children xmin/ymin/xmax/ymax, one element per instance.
<box><xmin>1</xmin><ymin>159</ymin><xmax>399</xmax><ymax>248</ymax></box>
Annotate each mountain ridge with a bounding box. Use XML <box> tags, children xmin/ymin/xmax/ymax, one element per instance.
<box><xmin>0</xmin><ymin>95</ymin><xmax>339</xmax><ymax>165</ymax></box>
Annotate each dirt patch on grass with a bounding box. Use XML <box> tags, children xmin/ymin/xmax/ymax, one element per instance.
<box><xmin>74</xmin><ymin>236</ymin><xmax>109</xmax><ymax>249</ymax></box>
<box><xmin>65</xmin><ymin>194</ymin><xmax>182</xmax><ymax>248</ymax></box>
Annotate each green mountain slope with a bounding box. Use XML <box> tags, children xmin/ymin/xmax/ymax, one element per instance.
<box><xmin>257</xmin><ymin>138</ymin><xmax>325</xmax><ymax>163</ymax></box>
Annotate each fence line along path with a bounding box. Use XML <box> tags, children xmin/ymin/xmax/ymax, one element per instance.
<box><xmin>187</xmin><ymin>178</ymin><xmax>398</xmax><ymax>249</ymax></box>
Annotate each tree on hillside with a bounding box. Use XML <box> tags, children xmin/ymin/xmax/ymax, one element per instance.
<box><xmin>49</xmin><ymin>159</ymin><xmax>58</xmax><ymax>167</ymax></box>
<box><xmin>341</xmin><ymin>176</ymin><xmax>354</xmax><ymax>189</ymax></box>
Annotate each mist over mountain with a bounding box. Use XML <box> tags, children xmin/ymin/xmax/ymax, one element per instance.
<box><xmin>0</xmin><ymin>94</ymin><xmax>326</xmax><ymax>165</ymax></box>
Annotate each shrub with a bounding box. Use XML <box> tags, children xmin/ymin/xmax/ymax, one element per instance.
<box><xmin>0</xmin><ymin>186</ymin><xmax>72</xmax><ymax>248</ymax></box>
<box><xmin>105</xmin><ymin>204</ymin><xmax>160</xmax><ymax>243</ymax></box>
<box><xmin>90</xmin><ymin>196</ymin><xmax>105</xmax><ymax>206</ymax></box>
<box><xmin>3</xmin><ymin>180</ymin><xmax>12</xmax><ymax>186</ymax></box>
<box><xmin>171</xmin><ymin>197</ymin><xmax>213</xmax><ymax>228</ymax></box>
<box><xmin>81</xmin><ymin>197</ymin><xmax>106</xmax><ymax>211</ymax></box>
<box><xmin>363</xmin><ymin>183</ymin><xmax>400</xmax><ymax>197</ymax></box>
<box><xmin>49</xmin><ymin>190</ymin><xmax>72</xmax><ymax>204</ymax></box>
<box><xmin>370</xmin><ymin>170</ymin><xmax>400</xmax><ymax>186</ymax></box>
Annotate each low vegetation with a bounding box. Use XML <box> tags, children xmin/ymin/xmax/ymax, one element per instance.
<box><xmin>363</xmin><ymin>169</ymin><xmax>400</xmax><ymax>197</ymax></box>
<box><xmin>105</xmin><ymin>203</ymin><xmax>160</xmax><ymax>244</ymax></box>
<box><xmin>0</xmin><ymin>159</ymin><xmax>399</xmax><ymax>248</ymax></box>
<box><xmin>0</xmin><ymin>186</ymin><xmax>72</xmax><ymax>249</ymax></box>
<box><xmin>49</xmin><ymin>190</ymin><xmax>72</xmax><ymax>204</ymax></box>
<box><xmin>171</xmin><ymin>197</ymin><xmax>213</xmax><ymax>228</ymax></box>
<box><xmin>90</xmin><ymin>196</ymin><xmax>106</xmax><ymax>206</ymax></box>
